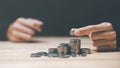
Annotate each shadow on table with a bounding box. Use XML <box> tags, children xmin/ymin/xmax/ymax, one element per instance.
<box><xmin>26</xmin><ymin>40</ymin><xmax>46</xmax><ymax>43</ymax></box>
<box><xmin>92</xmin><ymin>50</ymin><xmax>120</xmax><ymax>53</ymax></box>
<box><xmin>12</xmin><ymin>40</ymin><xmax>47</xmax><ymax>43</ymax></box>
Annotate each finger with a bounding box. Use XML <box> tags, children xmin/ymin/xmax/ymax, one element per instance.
<box><xmin>16</xmin><ymin>17</ymin><xmax>43</xmax><ymax>31</ymax></box>
<box><xmin>97</xmin><ymin>45</ymin><xmax>117</xmax><ymax>52</ymax></box>
<box><xmin>10</xmin><ymin>36</ymin><xmax>23</xmax><ymax>42</ymax></box>
<box><xmin>33</xmin><ymin>19</ymin><xmax>43</xmax><ymax>32</ymax></box>
<box><xmin>27</xmin><ymin>18</ymin><xmax>43</xmax><ymax>26</ymax></box>
<box><xmin>12</xmin><ymin>23</ymin><xmax>35</xmax><ymax>35</ymax></box>
<box><xmin>89</xmin><ymin>31</ymin><xmax>116</xmax><ymax>40</ymax></box>
<box><xmin>12</xmin><ymin>30</ymin><xmax>32</xmax><ymax>41</ymax></box>
<box><xmin>27</xmin><ymin>18</ymin><xmax>43</xmax><ymax>32</ymax></box>
<box><xmin>74</xmin><ymin>22</ymin><xmax>113</xmax><ymax>36</ymax></box>
<box><xmin>93</xmin><ymin>39</ymin><xmax>116</xmax><ymax>47</ymax></box>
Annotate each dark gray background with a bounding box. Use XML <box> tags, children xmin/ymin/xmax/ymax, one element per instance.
<box><xmin>0</xmin><ymin>0</ymin><xmax>120</xmax><ymax>36</ymax></box>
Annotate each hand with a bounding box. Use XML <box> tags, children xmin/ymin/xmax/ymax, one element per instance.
<box><xmin>73</xmin><ymin>22</ymin><xmax>117</xmax><ymax>51</ymax></box>
<box><xmin>7</xmin><ymin>17</ymin><xmax>43</xmax><ymax>42</ymax></box>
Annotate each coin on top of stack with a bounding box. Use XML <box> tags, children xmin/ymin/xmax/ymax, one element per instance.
<box><xmin>70</xmin><ymin>28</ymin><xmax>77</xmax><ymax>36</ymax></box>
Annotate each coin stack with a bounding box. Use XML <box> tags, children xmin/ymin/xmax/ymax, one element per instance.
<box><xmin>48</xmin><ymin>48</ymin><xmax>58</xmax><ymax>57</ymax></box>
<box><xmin>30</xmin><ymin>28</ymin><xmax>91</xmax><ymax>58</ymax></box>
<box><xmin>57</xmin><ymin>43</ymin><xmax>70</xmax><ymax>58</ymax></box>
<box><xmin>69</xmin><ymin>39</ymin><xmax>81</xmax><ymax>54</ymax></box>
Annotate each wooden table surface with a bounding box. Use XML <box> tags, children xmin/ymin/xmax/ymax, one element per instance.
<box><xmin>0</xmin><ymin>37</ymin><xmax>120</xmax><ymax>68</ymax></box>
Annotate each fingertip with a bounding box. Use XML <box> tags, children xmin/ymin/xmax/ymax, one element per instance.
<box><xmin>74</xmin><ymin>29</ymin><xmax>80</xmax><ymax>36</ymax></box>
<box><xmin>34</xmin><ymin>20</ymin><xmax>44</xmax><ymax>26</ymax></box>
<box><xmin>39</xmin><ymin>21</ymin><xmax>44</xmax><ymax>25</ymax></box>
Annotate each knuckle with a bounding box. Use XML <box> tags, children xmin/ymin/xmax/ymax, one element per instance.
<box><xmin>113</xmin><ymin>31</ymin><xmax>117</xmax><ymax>37</ymax></box>
<box><xmin>102</xmin><ymin>22</ymin><xmax>113</xmax><ymax>28</ymax></box>
<box><xmin>16</xmin><ymin>17</ymin><xmax>24</xmax><ymax>22</ymax></box>
<box><xmin>11</xmin><ymin>23</ymin><xmax>22</xmax><ymax>31</ymax></box>
<box><xmin>101</xmin><ymin>22</ymin><xmax>109</xmax><ymax>24</ymax></box>
<box><xmin>16</xmin><ymin>17</ymin><xmax>26</xmax><ymax>24</ymax></box>
<box><xmin>12</xmin><ymin>23</ymin><xmax>19</xmax><ymax>29</ymax></box>
<box><xmin>107</xmin><ymin>23</ymin><xmax>112</xmax><ymax>27</ymax></box>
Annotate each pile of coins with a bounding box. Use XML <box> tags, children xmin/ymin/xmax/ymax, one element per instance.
<box><xmin>30</xmin><ymin>28</ymin><xmax>91</xmax><ymax>58</ymax></box>
<box><xmin>30</xmin><ymin>39</ymin><xmax>91</xmax><ymax>58</ymax></box>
